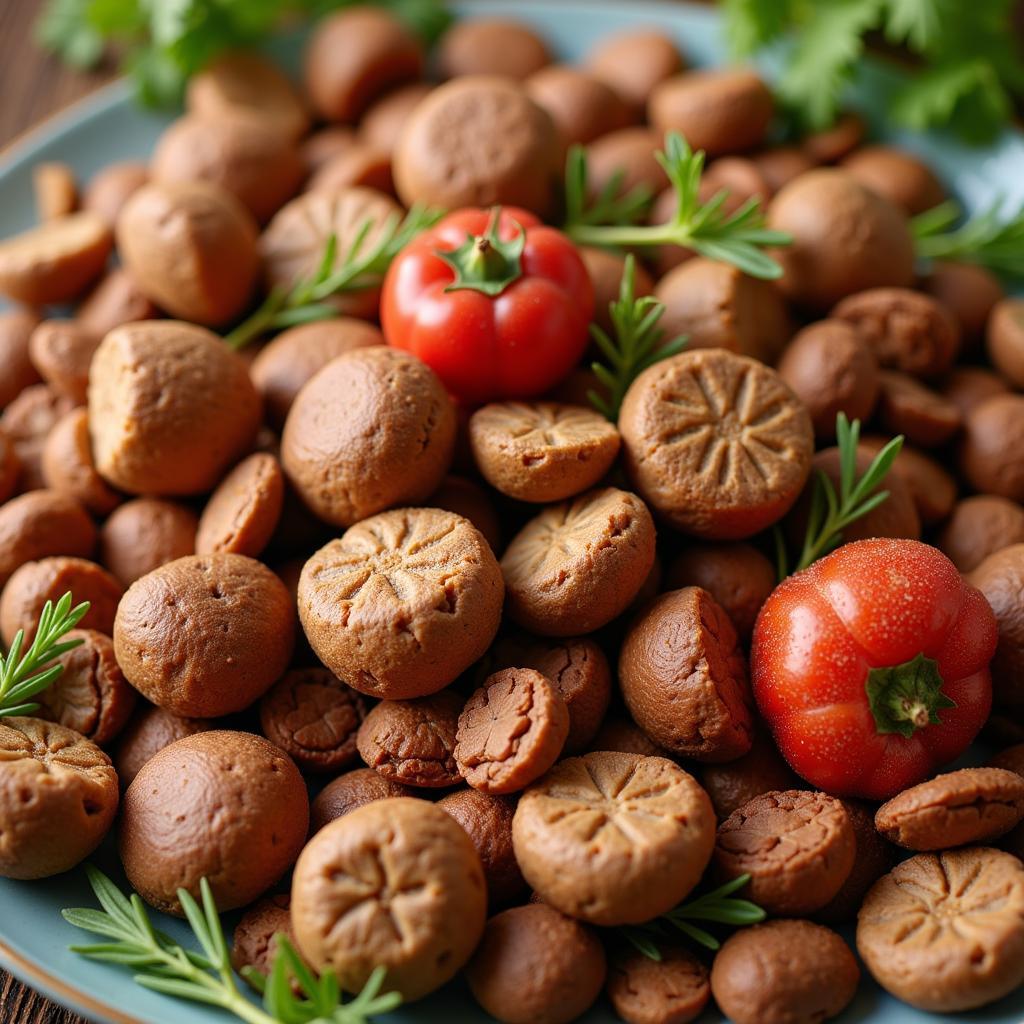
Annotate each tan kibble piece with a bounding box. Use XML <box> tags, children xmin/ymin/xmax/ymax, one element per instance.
<box><xmin>752</xmin><ymin>145</ymin><xmax>816</xmax><ymax>194</ymax></box>
<box><xmin>608</xmin><ymin>946</ymin><xmax>710</xmax><ymax>1024</ymax></box>
<box><xmin>0</xmin><ymin>717</ymin><xmax>118</xmax><ymax>880</ymax></box>
<box><xmin>857</xmin><ymin>848</ymin><xmax>1024</xmax><ymax>1012</ymax></box>
<box><xmin>456</xmin><ymin>668</ymin><xmax>569</xmax><ymax>794</ymax></box>
<box><xmin>619</xmin><ymin>349</ymin><xmax>813</xmax><ymax>539</ymax></box>
<box><xmin>120</xmin><ymin>730</ymin><xmax>308</xmax><ymax>914</ymax></box>
<box><xmin>988</xmin><ymin>297</ymin><xmax>1024</xmax><ymax>389</ymax></box>
<box><xmin>875</xmin><ymin>768</ymin><xmax>1024</xmax><ymax>850</ymax></box>
<box><xmin>698</xmin><ymin>730</ymin><xmax>799</xmax><ymax>820</ymax></box>
<box><xmin>113</xmin><ymin>704</ymin><xmax>212</xmax><ymax>788</ymax></box>
<box><xmin>76</xmin><ymin>268</ymin><xmax>157</xmax><ymax>340</ymax></box>
<box><xmin>33</xmin><ymin>163</ymin><xmax>78</xmax><ymax>221</ymax></box>
<box><xmin>0</xmin><ymin>211</ymin><xmax>112</xmax><ymax>306</ymax></box>
<box><xmin>711</xmin><ymin>919</ymin><xmax>860</xmax><ymax>1024</ymax></box>
<box><xmin>466</xmin><ymin>904</ymin><xmax>606</xmax><ymax>1024</ymax></box>
<box><xmin>359</xmin><ymin>83</ymin><xmax>432</xmax><ymax>156</ymax></box>
<box><xmin>0</xmin><ymin>383</ymin><xmax>77</xmax><ymax>492</ymax></box>
<box><xmin>82</xmin><ymin>162</ymin><xmax>148</xmax><ymax>227</ymax></box>
<box><xmin>100</xmin><ymin>498</ymin><xmax>198</xmax><ymax>587</ymax></box>
<box><xmin>42</xmin><ymin>408</ymin><xmax>121</xmax><ymax>516</ymax></box>
<box><xmin>501</xmin><ymin>487</ymin><xmax>655</xmax><ymax>636</ymax></box>
<box><xmin>196</xmin><ymin>453</ymin><xmax>283</xmax><ymax>558</ymax></box>
<box><xmin>513</xmin><ymin>752</ymin><xmax>715</xmax><ymax>925</ymax></box>
<box><xmin>29</xmin><ymin>320</ymin><xmax>99</xmax><ymax>404</ymax></box>
<box><xmin>587</xmin><ymin>30</ymin><xmax>683</xmax><ymax>114</ymax></box>
<box><xmin>114</xmin><ymin>553</ymin><xmax>294</xmax><ymax>717</ymax></box>
<box><xmin>356</xmin><ymin>692</ymin><xmax>463</xmax><ymax>787</ymax></box>
<box><xmin>291</xmin><ymin>797</ymin><xmax>487</xmax><ymax>1001</ymax></box>
<box><xmin>310</xmin><ymin>767</ymin><xmax>413</xmax><ymax>833</ymax></box>
<box><xmin>88</xmin><ymin>321</ymin><xmax>262</xmax><ymax>496</ymax></box>
<box><xmin>438</xmin><ymin>18</ymin><xmax>549</xmax><ymax>79</ymax></box>
<box><xmin>0</xmin><ymin>309</ymin><xmax>42</xmax><ymax>409</ymax></box>
<box><xmin>469</xmin><ymin>402</ymin><xmax>620</xmax><ymax>503</ymax></box>
<box><xmin>0</xmin><ymin>490</ymin><xmax>96</xmax><ymax>587</ymax></box>
<box><xmin>526</xmin><ymin>65</ymin><xmax>627</xmax><ymax>147</ymax></box>
<box><xmin>230</xmin><ymin>894</ymin><xmax>298</xmax><ymax>989</ymax></box>
<box><xmin>714</xmin><ymin>790</ymin><xmax>856</xmax><ymax>915</ymax></box>
<box><xmin>840</xmin><ymin>145</ymin><xmax>946</xmax><ymax>215</ymax></box>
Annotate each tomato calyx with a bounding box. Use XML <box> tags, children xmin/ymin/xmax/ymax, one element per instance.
<box><xmin>437</xmin><ymin>207</ymin><xmax>526</xmax><ymax>297</ymax></box>
<box><xmin>865</xmin><ymin>653</ymin><xmax>958</xmax><ymax>738</ymax></box>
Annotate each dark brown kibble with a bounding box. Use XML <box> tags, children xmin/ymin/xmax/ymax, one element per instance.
<box><xmin>309</xmin><ymin>768</ymin><xmax>413</xmax><ymax>833</ymax></box>
<box><xmin>607</xmin><ymin>946</ymin><xmax>710</xmax><ymax>1024</ymax></box>
<box><xmin>698</xmin><ymin>729</ymin><xmax>800</xmax><ymax>820</ymax></box>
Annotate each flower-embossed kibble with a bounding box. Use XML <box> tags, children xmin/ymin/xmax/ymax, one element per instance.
<box><xmin>607</xmin><ymin>946</ymin><xmax>710</xmax><ymax>1024</ymax></box>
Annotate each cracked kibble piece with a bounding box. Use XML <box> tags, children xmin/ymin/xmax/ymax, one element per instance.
<box><xmin>0</xmin><ymin>717</ymin><xmax>119</xmax><ymax>879</ymax></box>
<box><xmin>0</xmin><ymin>491</ymin><xmax>96</xmax><ymax>588</ymax></box>
<box><xmin>310</xmin><ymin>767</ymin><xmax>413</xmax><ymax>833</ymax></box>
<box><xmin>469</xmin><ymin>402</ymin><xmax>620</xmax><ymax>503</ymax></box>
<box><xmin>196</xmin><ymin>453</ymin><xmax>284</xmax><ymax>558</ymax></box>
<box><xmin>259</xmin><ymin>667</ymin><xmax>367</xmax><ymax>774</ymax></box>
<box><xmin>299</xmin><ymin>508</ymin><xmax>503</xmax><ymax>699</ymax></box>
<box><xmin>619</xmin><ymin>349</ymin><xmax>813</xmax><ymax>539</ymax></box>
<box><xmin>292</xmin><ymin>797</ymin><xmax>486</xmax><ymax>1001</ymax></box>
<box><xmin>698</xmin><ymin>729</ymin><xmax>799</xmax><ymax>820</ymax></box>
<box><xmin>857</xmin><ymin>847</ymin><xmax>1024</xmax><ymax>1011</ymax></box>
<box><xmin>438</xmin><ymin>788</ymin><xmax>527</xmax><ymax>907</ymax></box>
<box><xmin>620</xmin><ymin>587</ymin><xmax>753</xmax><ymax>762</ymax></box>
<box><xmin>1</xmin><ymin>383</ymin><xmax>77</xmax><ymax>493</ymax></box>
<box><xmin>230</xmin><ymin>893</ymin><xmax>301</xmax><ymax>991</ymax></box>
<box><xmin>711</xmin><ymin>919</ymin><xmax>860</xmax><ymax>1024</ymax></box>
<box><xmin>875</xmin><ymin>370</ymin><xmax>961</xmax><ymax>448</ymax></box>
<box><xmin>113</xmin><ymin>704</ymin><xmax>212</xmax><ymax>788</ymax></box>
<box><xmin>42</xmin><ymin>408</ymin><xmax>121</xmax><ymax>517</ymax></box>
<box><xmin>512</xmin><ymin>751</ymin><xmax>715</xmax><ymax>925</ymax></box>
<box><xmin>466</xmin><ymin>904</ymin><xmax>606</xmax><ymax>1024</ymax></box>
<box><xmin>455</xmin><ymin>668</ymin><xmax>569</xmax><ymax>794</ymax></box>
<box><xmin>28</xmin><ymin>319</ymin><xmax>100</xmax><ymax>404</ymax></box>
<box><xmin>34</xmin><ymin>629</ymin><xmax>136</xmax><ymax>746</ymax></box>
<box><xmin>607</xmin><ymin>946</ymin><xmax>710</xmax><ymax>1024</ymax></box>
<box><xmin>356</xmin><ymin>691</ymin><xmax>463</xmax><ymax>788</ymax></box>
<box><xmin>114</xmin><ymin>553</ymin><xmax>294</xmax><ymax>718</ymax></box>
<box><xmin>714</xmin><ymin>790</ymin><xmax>856</xmax><ymax>915</ymax></box>
<box><xmin>874</xmin><ymin>767</ymin><xmax>1024</xmax><ymax>850</ymax></box>
<box><xmin>938</xmin><ymin>496</ymin><xmax>1024</xmax><ymax>573</ymax></box>
<box><xmin>120</xmin><ymin>730</ymin><xmax>308</xmax><ymax>915</ymax></box>
<box><xmin>500</xmin><ymin>487</ymin><xmax>656</xmax><ymax>637</ymax></box>
<box><xmin>281</xmin><ymin>347</ymin><xmax>455</xmax><ymax>527</ymax></box>
<box><xmin>100</xmin><ymin>498</ymin><xmax>198</xmax><ymax>587</ymax></box>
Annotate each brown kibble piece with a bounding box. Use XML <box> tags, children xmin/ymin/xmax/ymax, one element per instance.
<box><xmin>0</xmin><ymin>490</ymin><xmax>96</xmax><ymax>588</ymax></box>
<box><xmin>301</xmin><ymin>127</ymin><xmax>357</xmax><ymax>173</ymax></box>
<box><xmin>310</xmin><ymin>767</ymin><xmax>412</xmax><ymax>833</ymax></box>
<box><xmin>426</xmin><ymin>475</ymin><xmax>501</xmax><ymax>554</ymax></box>
<box><xmin>607</xmin><ymin>945</ymin><xmax>710</xmax><ymax>1024</ymax></box>
<box><xmin>42</xmin><ymin>408</ymin><xmax>121</xmax><ymax>516</ymax></box>
<box><xmin>526</xmin><ymin>65</ymin><xmax>628</xmax><ymax>147</ymax></box>
<box><xmin>438</xmin><ymin>18</ymin><xmax>549</xmax><ymax>80</ymax></box>
<box><xmin>469</xmin><ymin>402</ymin><xmax>620</xmax><ymax>503</ymax></box>
<box><xmin>307</xmin><ymin>143</ymin><xmax>393</xmax><ymax>197</ymax></box>
<box><xmin>585</xmin><ymin>127</ymin><xmax>668</xmax><ymax>200</ymax></box>
<box><xmin>196</xmin><ymin>453</ymin><xmax>283</xmax><ymax>558</ymax></box>
<box><xmin>589</xmin><ymin>716</ymin><xmax>666</xmax><ymax>758</ymax></box>
<box><xmin>0</xmin><ymin>717</ymin><xmax>118</xmax><ymax>880</ymax></box>
<box><xmin>230</xmin><ymin>894</ymin><xmax>298</xmax><ymax>988</ymax></box>
<box><xmin>1</xmin><ymin>383</ymin><xmax>78</xmax><ymax>492</ymax></box>
<box><xmin>76</xmin><ymin>268</ymin><xmax>158</xmax><ymax>340</ymax></box>
<box><xmin>466</xmin><ymin>904</ymin><xmax>606</xmax><ymax>1024</ymax></box>
<box><xmin>82</xmin><ymin>162</ymin><xmax>148</xmax><ymax>227</ymax></box>
<box><xmin>711</xmin><ymin>919</ymin><xmax>860</xmax><ymax>1024</ymax></box>
<box><xmin>259</xmin><ymin>667</ymin><xmax>367</xmax><ymax>773</ymax></box>
<box><xmin>33</xmin><ymin>163</ymin><xmax>77</xmax><ymax>221</ymax></box>
<box><xmin>857</xmin><ymin>848</ymin><xmax>1024</xmax><ymax>1011</ymax></box>
<box><xmin>356</xmin><ymin>691</ymin><xmax>462</xmax><ymax>788</ymax></box>
<box><xmin>500</xmin><ymin>487</ymin><xmax>656</xmax><ymax>636</ymax></box>
<box><xmin>860</xmin><ymin>435</ymin><xmax>957</xmax><ymax>525</ymax></box>
<box><xmin>0</xmin><ymin>309</ymin><xmax>41</xmax><ymax>409</ymax></box>
<box><xmin>620</xmin><ymin>349</ymin><xmax>813</xmax><ymax>539</ymax></box>
<box><xmin>359</xmin><ymin>83</ymin><xmax>432</xmax><ymax>156</ymax></box>
<box><xmin>291</xmin><ymin>797</ymin><xmax>487</xmax><ymax>1001</ymax></box>
<box><xmin>988</xmin><ymin>298</ymin><xmax>1024</xmax><ymax>388</ymax></box>
<box><xmin>114</xmin><ymin>553</ymin><xmax>294</xmax><ymax>717</ymax></box>
<box><xmin>801</xmin><ymin>112</ymin><xmax>865</xmax><ymax>162</ymax></box>
<box><xmin>0</xmin><ymin>434</ymin><xmax>19</xmax><ymax>505</ymax></box>
<box><xmin>939</xmin><ymin>495</ymin><xmax>1024</xmax><ymax>572</ymax></box>
<box><xmin>513</xmin><ymin>752</ymin><xmax>715</xmax><ymax>925</ymax></box>
<box><xmin>876</xmin><ymin>370</ymin><xmax>961</xmax><ymax>447</ymax></box>
<box><xmin>587</xmin><ymin>30</ymin><xmax>683</xmax><ymax>115</ymax></box>
<box><xmin>942</xmin><ymin>365</ymin><xmax>1009</xmax><ymax>418</ymax></box>
<box><xmin>969</xmin><ymin>544</ymin><xmax>1024</xmax><ymax>712</ymax></box>
<box><xmin>113</xmin><ymin>704</ymin><xmax>212</xmax><ymax>788</ymax></box>
<box><xmin>620</xmin><ymin>587</ymin><xmax>753</xmax><ymax>761</ymax></box>
<box><xmin>100</xmin><ymin>498</ymin><xmax>197</xmax><ymax>587</ymax></box>
<box><xmin>991</xmin><ymin>744</ymin><xmax>1024</xmax><ymax>776</ymax></box>
<box><xmin>960</xmin><ymin>395</ymin><xmax>1024</xmax><ymax>501</ymax></box>
<box><xmin>579</xmin><ymin>246</ymin><xmax>655</xmax><ymax>336</ymax></box>
<box><xmin>751</xmin><ymin>145</ymin><xmax>816</xmax><ymax>194</ymax></box>
<box><xmin>840</xmin><ymin>146</ymin><xmax>946</xmax><ymax>214</ymax></box>
<box><xmin>120</xmin><ymin>730</ymin><xmax>308</xmax><ymax>914</ymax></box>
<box><xmin>698</xmin><ymin>729</ymin><xmax>800</xmax><ymax>820</ymax></box>
<box><xmin>923</xmin><ymin>261</ymin><xmax>1004</xmax><ymax>345</ymax></box>
<box><xmin>714</xmin><ymin>790</ymin><xmax>856</xmax><ymax>914</ymax></box>
<box><xmin>299</xmin><ymin>508</ymin><xmax>503</xmax><ymax>699</ymax></box>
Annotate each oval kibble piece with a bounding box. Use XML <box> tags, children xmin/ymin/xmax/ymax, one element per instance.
<box><xmin>960</xmin><ymin>395</ymin><xmax>1024</xmax><ymax>502</ymax></box>
<box><xmin>195</xmin><ymin>452</ymin><xmax>284</xmax><ymax>558</ymax></box>
<box><xmin>309</xmin><ymin>767</ymin><xmax>413</xmax><ymax>834</ymax></box>
<box><xmin>607</xmin><ymin>945</ymin><xmax>710</xmax><ymax>1024</ymax></box>
<box><xmin>1</xmin><ymin>383</ymin><xmax>78</xmax><ymax>493</ymax></box>
<box><xmin>230</xmin><ymin>894</ymin><xmax>300</xmax><ymax>989</ymax></box>
<box><xmin>81</xmin><ymin>162</ymin><xmax>148</xmax><ymax>227</ymax></box>
<box><xmin>697</xmin><ymin>729</ymin><xmax>800</xmax><ymax>821</ymax></box>
<box><xmin>438</xmin><ymin>18</ymin><xmax>549</xmax><ymax>80</ymax></box>
<box><xmin>0</xmin><ymin>490</ymin><xmax>96</xmax><ymax>588</ymax></box>
<box><xmin>840</xmin><ymin>145</ymin><xmax>946</xmax><ymax>215</ymax></box>
<box><xmin>526</xmin><ymin>65</ymin><xmax>628</xmax><ymax>147</ymax></box>
<box><xmin>28</xmin><ymin>320</ymin><xmax>100</xmax><ymax>404</ymax></box>
<box><xmin>113</xmin><ymin>704</ymin><xmax>212</xmax><ymax>788</ymax></box>
<box><xmin>0</xmin><ymin>309</ymin><xmax>42</xmax><ymax>410</ymax></box>
<box><xmin>41</xmin><ymin>408</ymin><xmax>121</xmax><ymax>516</ymax></box>
<box><xmin>586</xmin><ymin>29</ymin><xmax>684</xmax><ymax>115</ymax></box>
<box><xmin>938</xmin><ymin>495</ymin><xmax>1024</xmax><ymax>573</ymax></box>
<box><xmin>76</xmin><ymin>267</ymin><xmax>158</xmax><ymax>339</ymax></box>
<box><xmin>100</xmin><ymin>498</ymin><xmax>198</xmax><ymax>587</ymax></box>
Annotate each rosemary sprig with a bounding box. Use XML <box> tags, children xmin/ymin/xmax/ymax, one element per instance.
<box><xmin>912</xmin><ymin>198</ymin><xmax>1024</xmax><ymax>280</ymax></box>
<box><xmin>563</xmin><ymin>145</ymin><xmax>654</xmax><ymax>229</ymax></box>
<box><xmin>225</xmin><ymin>204</ymin><xmax>441</xmax><ymax>350</ymax></box>
<box><xmin>0</xmin><ymin>592</ymin><xmax>89</xmax><ymax>718</ymax></box>
<box><xmin>620</xmin><ymin>874</ymin><xmax>766</xmax><ymax>960</ymax></box>
<box><xmin>588</xmin><ymin>254</ymin><xmax>687</xmax><ymax>421</ymax></box>
<box><xmin>63</xmin><ymin>867</ymin><xmax>401</xmax><ymax>1024</ymax></box>
<box><xmin>564</xmin><ymin>133</ymin><xmax>792</xmax><ymax>280</ymax></box>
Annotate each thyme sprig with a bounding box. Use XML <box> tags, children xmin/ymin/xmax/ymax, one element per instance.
<box><xmin>913</xmin><ymin>198</ymin><xmax>1024</xmax><ymax>280</ymax></box>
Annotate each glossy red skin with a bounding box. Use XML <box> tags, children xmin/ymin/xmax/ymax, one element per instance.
<box><xmin>381</xmin><ymin>207</ymin><xmax>594</xmax><ymax>404</ymax></box>
<box><xmin>751</xmin><ymin>538</ymin><xmax>996</xmax><ymax>800</ymax></box>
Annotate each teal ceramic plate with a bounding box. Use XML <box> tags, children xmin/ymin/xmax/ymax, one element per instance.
<box><xmin>1</xmin><ymin>2</ymin><xmax>1023</xmax><ymax>1021</ymax></box>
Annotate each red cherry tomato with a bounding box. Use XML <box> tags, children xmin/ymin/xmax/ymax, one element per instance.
<box><xmin>381</xmin><ymin>207</ymin><xmax>593</xmax><ymax>404</ymax></box>
<box><xmin>751</xmin><ymin>538</ymin><xmax>996</xmax><ymax>800</ymax></box>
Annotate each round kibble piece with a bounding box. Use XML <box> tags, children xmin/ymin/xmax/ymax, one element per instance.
<box><xmin>426</xmin><ymin>475</ymin><xmax>501</xmax><ymax>555</ymax></box>
<box><xmin>114</xmin><ymin>553</ymin><xmax>294</xmax><ymax>717</ymax></box>
<box><xmin>259</xmin><ymin>667</ymin><xmax>367</xmax><ymax>773</ymax></box>
<box><xmin>299</xmin><ymin>508</ymin><xmax>503</xmax><ymax>699</ymax></box>
<box><xmin>359</xmin><ymin>83</ymin><xmax>432</xmax><ymax>155</ymax></box>
<box><xmin>356</xmin><ymin>691</ymin><xmax>463</xmax><ymax>787</ymax></box>
<box><xmin>120</xmin><ymin>730</ymin><xmax>308</xmax><ymax>914</ymax></box>
<box><xmin>0</xmin><ymin>309</ymin><xmax>41</xmax><ymax>409</ymax></box>
<box><xmin>619</xmin><ymin>349</ymin><xmax>813</xmax><ymax>539</ymax></box>
<box><xmin>857</xmin><ymin>848</ymin><xmax>1024</xmax><ymax>1012</ymax></box>
<box><xmin>960</xmin><ymin>395</ymin><xmax>1024</xmax><ymax>501</ymax></box>
<box><xmin>607</xmin><ymin>945</ymin><xmax>710</xmax><ymax>1024</ymax></box>
<box><xmin>0</xmin><ymin>433</ymin><xmax>19</xmax><ymax>504</ymax></box>
<box><xmin>500</xmin><ymin>487</ymin><xmax>656</xmax><ymax>636</ymax></box>
<box><xmin>306</xmin><ymin>142</ymin><xmax>393</xmax><ymax>195</ymax></box>
<box><xmin>113</xmin><ymin>704</ymin><xmax>212</xmax><ymax>788</ymax></box>
<box><xmin>230</xmin><ymin>894</ymin><xmax>297</xmax><ymax>985</ymax></box>
<box><xmin>620</xmin><ymin>587</ymin><xmax>753</xmax><ymax>762</ymax></box>
<box><xmin>0</xmin><ymin>490</ymin><xmax>96</xmax><ymax>588</ymax></box>
<box><xmin>456</xmin><ymin>668</ymin><xmax>569</xmax><ymax>794</ymax></box>
<box><xmin>698</xmin><ymin>729</ymin><xmax>800</xmax><ymax>820</ymax></box>
<box><xmin>466</xmin><ymin>904</ymin><xmax>606</xmax><ymax>1024</ymax></box>
<box><xmin>41</xmin><ymin>408</ymin><xmax>121</xmax><ymax>516</ymax></box>
<box><xmin>939</xmin><ymin>496</ymin><xmax>1024</xmax><ymax>573</ymax></box>
<box><xmin>969</xmin><ymin>544</ymin><xmax>1024</xmax><ymax>713</ymax></box>
<box><xmin>292</xmin><ymin>797</ymin><xmax>487</xmax><ymax>1001</ymax></box>
<box><xmin>840</xmin><ymin>145</ymin><xmax>946</xmax><ymax>214</ymax></box>
<box><xmin>88</xmin><ymin>321</ymin><xmax>262</xmax><ymax>496</ymax></box>
<box><xmin>752</xmin><ymin>145</ymin><xmax>815</xmax><ymax>193</ymax></box>
<box><xmin>711</xmin><ymin>919</ymin><xmax>860</xmax><ymax>1024</ymax></box>
<box><xmin>585</xmin><ymin>128</ymin><xmax>668</xmax><ymax>201</ymax></box>
<box><xmin>29</xmin><ymin>319</ymin><xmax>100</xmax><ymax>404</ymax></box>
<box><xmin>0</xmin><ymin>717</ymin><xmax>118</xmax><ymax>879</ymax></box>
<box><xmin>942</xmin><ymin>365</ymin><xmax>1010</xmax><ymax>418</ymax></box>
<box><xmin>469</xmin><ymin>402</ymin><xmax>620</xmax><ymax>503</ymax></box>
<box><xmin>586</xmin><ymin>30</ymin><xmax>683</xmax><ymax>115</ymax></box>
<box><xmin>310</xmin><ymin>767</ymin><xmax>413</xmax><ymax>833</ymax></box>
<box><xmin>924</xmin><ymin>261</ymin><xmax>1004</xmax><ymax>344</ymax></box>
<box><xmin>526</xmin><ymin>65</ymin><xmax>627</xmax><ymax>147</ymax></box>
<box><xmin>513</xmin><ymin>752</ymin><xmax>715</xmax><ymax>925</ymax></box>
<box><xmin>100</xmin><ymin>498</ymin><xmax>197</xmax><ymax>587</ymax></box>
<box><xmin>438</xmin><ymin>18</ymin><xmax>549</xmax><ymax>80</ymax></box>
<box><xmin>859</xmin><ymin>434</ymin><xmax>957</xmax><ymax>526</ymax></box>
<box><xmin>282</xmin><ymin>347</ymin><xmax>455</xmax><ymax>526</ymax></box>
<box><xmin>715</xmin><ymin>790</ymin><xmax>856</xmax><ymax>915</ymax></box>
<box><xmin>988</xmin><ymin>298</ymin><xmax>1024</xmax><ymax>388</ymax></box>
<box><xmin>82</xmin><ymin>162</ymin><xmax>148</xmax><ymax>227</ymax></box>
<box><xmin>589</xmin><ymin>716</ymin><xmax>666</xmax><ymax>757</ymax></box>
<box><xmin>1</xmin><ymin>383</ymin><xmax>77</xmax><ymax>492</ymax></box>
<box><xmin>196</xmin><ymin>453</ymin><xmax>284</xmax><ymax>558</ymax></box>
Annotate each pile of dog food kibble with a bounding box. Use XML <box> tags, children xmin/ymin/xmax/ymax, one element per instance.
<box><xmin>3</xmin><ymin>7</ymin><xmax>1024</xmax><ymax>1024</ymax></box>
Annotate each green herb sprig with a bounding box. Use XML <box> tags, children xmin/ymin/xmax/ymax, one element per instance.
<box><xmin>0</xmin><ymin>592</ymin><xmax>89</xmax><ymax>719</ymax></box>
<box><xmin>225</xmin><ymin>204</ymin><xmax>440</xmax><ymax>350</ymax></box>
<box><xmin>63</xmin><ymin>867</ymin><xmax>401</xmax><ymax>1024</ymax></box>
<box><xmin>587</xmin><ymin>254</ymin><xmax>687</xmax><ymax>421</ymax></box>
<box><xmin>563</xmin><ymin>146</ymin><xmax>654</xmax><ymax>230</ymax></box>
<box><xmin>913</xmin><ymin>199</ymin><xmax>1024</xmax><ymax>280</ymax></box>
<box><xmin>565</xmin><ymin>133</ymin><xmax>792</xmax><ymax>281</ymax></box>
<box><xmin>620</xmin><ymin>875</ymin><xmax>766</xmax><ymax>960</ymax></box>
